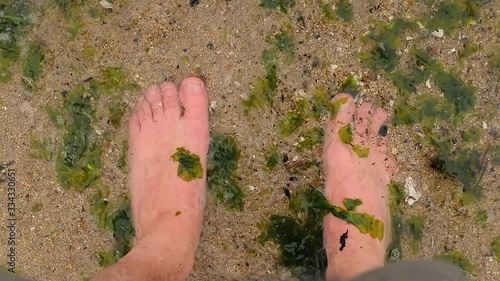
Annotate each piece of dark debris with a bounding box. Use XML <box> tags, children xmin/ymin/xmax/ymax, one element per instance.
<box><xmin>283</xmin><ymin>187</ymin><xmax>291</xmax><ymax>199</ymax></box>
<box><xmin>340</xmin><ymin>229</ymin><xmax>349</xmax><ymax>251</ymax></box>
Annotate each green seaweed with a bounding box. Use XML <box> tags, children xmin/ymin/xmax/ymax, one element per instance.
<box><xmin>171</xmin><ymin>147</ymin><xmax>204</xmax><ymax>182</ymax></box>
<box><xmin>262</xmin><ymin>49</ymin><xmax>278</xmax><ymax>91</ymax></box>
<box><xmin>46</xmin><ymin>105</ymin><xmax>66</xmax><ymax>128</ymax></box>
<box><xmin>90</xmin><ymin>67</ymin><xmax>139</xmax><ymax>97</ymax></box>
<box><xmin>434</xmin><ymin>250</ymin><xmax>475</xmax><ymax>273</ymax></box>
<box><xmin>31</xmin><ymin>202</ymin><xmax>43</xmax><ymax>213</ymax></box>
<box><xmin>29</xmin><ymin>135</ymin><xmax>55</xmax><ymax>161</ymax></box>
<box><xmin>408</xmin><ymin>216</ymin><xmax>424</xmax><ymax>254</ymax></box>
<box><xmin>461</xmin><ymin>189</ymin><xmax>480</xmax><ymax>206</ymax></box>
<box><xmin>320</xmin><ymin>1</ymin><xmax>335</xmax><ymax>21</ymax></box>
<box><xmin>109</xmin><ymin>100</ymin><xmax>127</xmax><ymax>128</ymax></box>
<box><xmin>54</xmin><ymin>67</ymin><xmax>136</xmax><ymax>190</ymax></box>
<box><xmin>273</xmin><ymin>32</ymin><xmax>296</xmax><ymax>59</ymax></box>
<box><xmin>339</xmin><ymin>74</ymin><xmax>358</xmax><ymax>97</ymax></box>
<box><xmin>311</xmin><ymin>88</ymin><xmax>330</xmax><ymax>120</ymax></box>
<box><xmin>82</xmin><ymin>46</ymin><xmax>96</xmax><ymax>58</ymax></box>
<box><xmin>279</xmin><ymin>112</ymin><xmax>305</xmax><ymax>136</ymax></box>
<box><xmin>461</xmin><ymin>128</ymin><xmax>481</xmax><ymax>143</ymax></box>
<box><xmin>489</xmin><ymin>51</ymin><xmax>500</xmax><ymax>69</ymax></box>
<box><xmin>433</xmin><ymin>68</ymin><xmax>476</xmax><ymax>116</ymax></box>
<box><xmin>243</xmin><ymin>50</ymin><xmax>278</xmax><ymax>113</ymax></box>
<box><xmin>392</xmin><ymin>99</ymin><xmax>421</xmax><ymax>126</ymax></box>
<box><xmin>430</xmin><ymin>138</ymin><xmax>482</xmax><ymax>189</ymax></box>
<box><xmin>416</xmin><ymin>94</ymin><xmax>452</xmax><ymax>122</ymax></box>
<box><xmin>259</xmin><ymin>0</ymin><xmax>295</xmax><ymax>13</ymax></box>
<box><xmin>207</xmin><ymin>133</ymin><xmax>244</xmax><ymax>209</ymax></box>
<box><xmin>279</xmin><ymin>100</ymin><xmax>309</xmax><ymax>136</ymax></box>
<box><xmin>474</xmin><ymin>210</ymin><xmax>487</xmax><ymax>225</ymax></box>
<box><xmin>336</xmin><ymin>0</ymin><xmax>353</xmax><ymax>22</ymax></box>
<box><xmin>292</xmin><ymin>189</ymin><xmax>385</xmax><ymax>240</ymax></box>
<box><xmin>260</xmin><ymin>214</ymin><xmax>327</xmax><ymax>281</ymax></box>
<box><xmin>91</xmin><ymin>67</ymin><xmax>138</xmax><ymax>128</ymax></box>
<box><xmin>55</xmin><ymin>84</ymin><xmax>102</xmax><ymax>190</ymax></box>
<box><xmin>338</xmin><ymin>125</ymin><xmax>353</xmax><ymax>144</ymax></box>
<box><xmin>352</xmin><ymin>145</ymin><xmax>370</xmax><ymax>158</ymax></box>
<box><xmin>95</xmin><ymin>196</ymin><xmax>135</xmax><ymax>267</ymax></box>
<box><xmin>297</xmin><ymin>128</ymin><xmax>323</xmax><ymax>151</ymax></box>
<box><xmin>243</xmin><ymin>78</ymin><xmax>274</xmax><ymax>112</ymax></box>
<box><xmin>90</xmin><ymin>186</ymin><xmax>114</xmax><ymax>229</ymax></box>
<box><xmin>387</xmin><ymin>181</ymin><xmax>405</xmax><ymax>261</ymax></box>
<box><xmin>492</xmin><ymin>236</ymin><xmax>500</xmax><ymax>260</ymax></box>
<box><xmin>391</xmin><ymin>70</ymin><xmax>418</xmax><ymax>94</ymax></box>
<box><xmin>53</xmin><ymin>0</ymin><xmax>100</xmax><ymax>38</ymax></box>
<box><xmin>265</xmin><ymin>145</ymin><xmax>279</xmax><ymax>172</ymax></box>
<box><xmin>343</xmin><ymin>198</ymin><xmax>362</xmax><ymax>211</ymax></box>
<box><xmin>117</xmin><ymin>141</ymin><xmax>128</xmax><ymax>173</ymax></box>
<box><xmin>327</xmin><ymin>97</ymin><xmax>348</xmax><ymax>119</ymax></box>
<box><xmin>459</xmin><ymin>43</ymin><xmax>478</xmax><ymax>59</ymax></box>
<box><xmin>423</xmin><ymin>0</ymin><xmax>483</xmax><ymax>36</ymax></box>
<box><xmin>0</xmin><ymin>0</ymin><xmax>32</xmax><ymax>83</ymax></box>
<box><xmin>358</xmin><ymin>19</ymin><xmax>415</xmax><ymax>72</ymax></box>
<box><xmin>22</xmin><ymin>41</ymin><xmax>44</xmax><ymax>90</ymax></box>
<box><xmin>262</xmin><ymin>188</ymin><xmax>387</xmax><ymax>280</ymax></box>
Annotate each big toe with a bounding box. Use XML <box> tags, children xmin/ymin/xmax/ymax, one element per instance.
<box><xmin>325</xmin><ymin>93</ymin><xmax>355</xmax><ymax>141</ymax></box>
<box><xmin>179</xmin><ymin>77</ymin><xmax>209</xmax><ymax>125</ymax></box>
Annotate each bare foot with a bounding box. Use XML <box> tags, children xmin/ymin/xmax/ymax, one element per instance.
<box><xmin>92</xmin><ymin>77</ymin><xmax>209</xmax><ymax>281</ymax></box>
<box><xmin>323</xmin><ymin>94</ymin><xmax>396</xmax><ymax>281</ymax></box>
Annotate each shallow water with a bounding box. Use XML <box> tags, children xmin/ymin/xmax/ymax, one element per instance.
<box><xmin>0</xmin><ymin>0</ymin><xmax>499</xmax><ymax>280</ymax></box>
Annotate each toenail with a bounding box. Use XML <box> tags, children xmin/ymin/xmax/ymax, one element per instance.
<box><xmin>184</xmin><ymin>80</ymin><xmax>202</xmax><ymax>92</ymax></box>
<box><xmin>378</xmin><ymin>125</ymin><xmax>388</xmax><ymax>136</ymax></box>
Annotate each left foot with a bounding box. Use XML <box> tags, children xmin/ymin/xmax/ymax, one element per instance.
<box><xmin>92</xmin><ymin>77</ymin><xmax>209</xmax><ymax>281</ymax></box>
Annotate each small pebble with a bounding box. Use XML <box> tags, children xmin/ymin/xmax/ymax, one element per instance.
<box><xmin>189</xmin><ymin>0</ymin><xmax>200</xmax><ymax>7</ymax></box>
<box><xmin>431</xmin><ymin>29</ymin><xmax>444</xmax><ymax>38</ymax></box>
<box><xmin>292</xmin><ymin>156</ymin><xmax>299</xmax><ymax>161</ymax></box>
<box><xmin>282</xmin><ymin>154</ymin><xmax>289</xmax><ymax>163</ymax></box>
<box><xmin>99</xmin><ymin>0</ymin><xmax>113</xmax><ymax>9</ymax></box>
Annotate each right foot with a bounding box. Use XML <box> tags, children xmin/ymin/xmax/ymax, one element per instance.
<box><xmin>322</xmin><ymin>94</ymin><xmax>397</xmax><ymax>281</ymax></box>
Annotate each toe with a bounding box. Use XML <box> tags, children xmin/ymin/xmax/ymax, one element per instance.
<box><xmin>368</xmin><ymin>107</ymin><xmax>388</xmax><ymax>149</ymax></box>
<box><xmin>384</xmin><ymin>156</ymin><xmax>398</xmax><ymax>177</ymax></box>
<box><xmin>179</xmin><ymin>77</ymin><xmax>209</xmax><ymax>124</ymax></box>
<box><xmin>128</xmin><ymin>111</ymin><xmax>141</xmax><ymax>135</ymax></box>
<box><xmin>369</xmin><ymin>107</ymin><xmax>388</xmax><ymax>138</ymax></box>
<box><xmin>136</xmin><ymin>96</ymin><xmax>153</xmax><ymax>126</ymax></box>
<box><xmin>355</xmin><ymin>102</ymin><xmax>372</xmax><ymax>136</ymax></box>
<box><xmin>325</xmin><ymin>93</ymin><xmax>355</xmax><ymax>141</ymax></box>
<box><xmin>160</xmin><ymin>81</ymin><xmax>182</xmax><ymax>119</ymax></box>
<box><xmin>144</xmin><ymin>85</ymin><xmax>165</xmax><ymax>121</ymax></box>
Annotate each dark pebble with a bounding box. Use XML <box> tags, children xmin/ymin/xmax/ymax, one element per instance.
<box><xmin>189</xmin><ymin>0</ymin><xmax>200</xmax><ymax>7</ymax></box>
<box><xmin>378</xmin><ymin>125</ymin><xmax>388</xmax><ymax>137</ymax></box>
<box><xmin>283</xmin><ymin>187</ymin><xmax>291</xmax><ymax>199</ymax></box>
<box><xmin>282</xmin><ymin>154</ymin><xmax>289</xmax><ymax>163</ymax></box>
